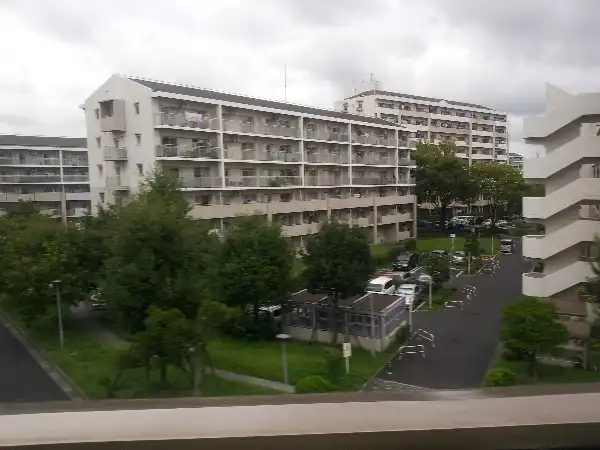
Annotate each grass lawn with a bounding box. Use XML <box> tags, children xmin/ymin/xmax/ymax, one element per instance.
<box><xmin>208</xmin><ymin>336</ymin><xmax>399</xmax><ymax>390</ymax></box>
<box><xmin>417</xmin><ymin>236</ymin><xmax>497</xmax><ymax>254</ymax></box>
<box><xmin>10</xmin><ymin>317</ymin><xmax>279</xmax><ymax>399</ymax></box>
<box><xmin>492</xmin><ymin>358</ymin><xmax>600</xmax><ymax>385</ymax></box>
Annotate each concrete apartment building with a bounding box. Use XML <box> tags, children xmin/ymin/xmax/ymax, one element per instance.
<box><xmin>509</xmin><ymin>152</ymin><xmax>524</xmax><ymax>170</ymax></box>
<box><xmin>0</xmin><ymin>134</ymin><xmax>91</xmax><ymax>220</ymax></box>
<box><xmin>83</xmin><ymin>75</ymin><xmax>417</xmax><ymax>249</ymax></box>
<box><xmin>335</xmin><ymin>78</ymin><xmax>509</xmax><ymax>213</ymax></box>
<box><xmin>521</xmin><ymin>84</ymin><xmax>600</xmax><ymax>353</ymax></box>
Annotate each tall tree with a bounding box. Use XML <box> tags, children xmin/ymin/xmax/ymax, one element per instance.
<box><xmin>500</xmin><ymin>296</ymin><xmax>568</xmax><ymax>376</ymax></box>
<box><xmin>414</xmin><ymin>141</ymin><xmax>475</xmax><ymax>230</ymax></box>
<box><xmin>214</xmin><ymin>215</ymin><xmax>294</xmax><ymax>321</ymax></box>
<box><xmin>101</xmin><ymin>170</ymin><xmax>219</xmax><ymax>332</ymax></box>
<box><xmin>472</xmin><ymin>163</ymin><xmax>523</xmax><ymax>226</ymax></box>
<box><xmin>303</xmin><ymin>221</ymin><xmax>374</xmax><ymax>343</ymax></box>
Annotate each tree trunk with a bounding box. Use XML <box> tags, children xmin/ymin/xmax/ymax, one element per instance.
<box><xmin>439</xmin><ymin>202</ymin><xmax>449</xmax><ymax>232</ymax></box>
<box><xmin>329</xmin><ymin>294</ymin><xmax>340</xmax><ymax>345</ymax></box>
<box><xmin>527</xmin><ymin>353</ymin><xmax>537</xmax><ymax>377</ymax></box>
<box><xmin>253</xmin><ymin>301</ymin><xmax>260</xmax><ymax>324</ymax></box>
<box><xmin>159</xmin><ymin>361</ymin><xmax>168</xmax><ymax>383</ymax></box>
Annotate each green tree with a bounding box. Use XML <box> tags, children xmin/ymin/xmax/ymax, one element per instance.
<box><xmin>414</xmin><ymin>141</ymin><xmax>476</xmax><ymax>231</ymax></box>
<box><xmin>422</xmin><ymin>254</ymin><xmax>450</xmax><ymax>287</ymax></box>
<box><xmin>0</xmin><ymin>214</ymin><xmax>87</xmax><ymax>328</ymax></box>
<box><xmin>101</xmin><ymin>170</ymin><xmax>219</xmax><ymax>332</ymax></box>
<box><xmin>472</xmin><ymin>163</ymin><xmax>523</xmax><ymax>228</ymax></box>
<box><xmin>464</xmin><ymin>232</ymin><xmax>481</xmax><ymax>258</ymax></box>
<box><xmin>483</xmin><ymin>367</ymin><xmax>517</xmax><ymax>387</ymax></box>
<box><xmin>5</xmin><ymin>200</ymin><xmax>40</xmax><ymax>218</ymax></box>
<box><xmin>586</xmin><ymin>234</ymin><xmax>600</xmax><ymax>302</ymax></box>
<box><xmin>215</xmin><ymin>215</ymin><xmax>294</xmax><ymax>321</ymax></box>
<box><xmin>303</xmin><ymin>221</ymin><xmax>374</xmax><ymax>343</ymax></box>
<box><xmin>500</xmin><ymin>296</ymin><xmax>569</xmax><ymax>376</ymax></box>
<box><xmin>134</xmin><ymin>306</ymin><xmax>194</xmax><ymax>385</ymax></box>
<box><xmin>507</xmin><ymin>182</ymin><xmax>543</xmax><ymax>215</ymax></box>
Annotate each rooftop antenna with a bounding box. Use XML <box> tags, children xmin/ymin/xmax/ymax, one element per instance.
<box><xmin>284</xmin><ymin>63</ymin><xmax>287</xmax><ymax>102</ymax></box>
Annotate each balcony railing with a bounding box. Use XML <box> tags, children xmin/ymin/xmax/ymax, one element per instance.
<box><xmin>398</xmin><ymin>158</ymin><xmax>416</xmax><ymax>166</ymax></box>
<box><xmin>304</xmin><ymin>176</ymin><xmax>349</xmax><ymax>186</ymax></box>
<box><xmin>223</xmin><ymin>120</ymin><xmax>299</xmax><ymax>138</ymax></box>
<box><xmin>0</xmin><ymin>174</ymin><xmax>61</xmax><ymax>183</ymax></box>
<box><xmin>352</xmin><ymin>155</ymin><xmax>393</xmax><ymax>165</ymax></box>
<box><xmin>352</xmin><ymin>177</ymin><xmax>396</xmax><ymax>186</ymax></box>
<box><xmin>0</xmin><ymin>158</ymin><xmax>61</xmax><ymax>166</ymax></box>
<box><xmin>305</xmin><ymin>153</ymin><xmax>349</xmax><ymax>164</ymax></box>
<box><xmin>225</xmin><ymin>176</ymin><xmax>301</xmax><ymax>188</ymax></box>
<box><xmin>156</xmin><ymin>145</ymin><xmax>220</xmax><ymax>159</ymax></box>
<box><xmin>103</xmin><ymin>146</ymin><xmax>128</xmax><ymax>161</ymax></box>
<box><xmin>304</xmin><ymin>129</ymin><xmax>349</xmax><ymax>142</ymax></box>
<box><xmin>63</xmin><ymin>174</ymin><xmax>89</xmax><ymax>183</ymax></box>
<box><xmin>399</xmin><ymin>139</ymin><xmax>418</xmax><ymax>148</ymax></box>
<box><xmin>105</xmin><ymin>176</ymin><xmax>129</xmax><ymax>189</ymax></box>
<box><xmin>178</xmin><ymin>177</ymin><xmax>222</xmax><ymax>188</ymax></box>
<box><xmin>351</xmin><ymin>135</ymin><xmax>396</xmax><ymax>146</ymax></box>
<box><xmin>62</xmin><ymin>158</ymin><xmax>88</xmax><ymax>166</ymax></box>
<box><xmin>155</xmin><ymin>112</ymin><xmax>220</xmax><ymax>130</ymax></box>
<box><xmin>256</xmin><ymin>152</ymin><xmax>301</xmax><ymax>163</ymax></box>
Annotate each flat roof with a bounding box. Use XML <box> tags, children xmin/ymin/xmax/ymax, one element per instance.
<box><xmin>0</xmin><ymin>134</ymin><xmax>87</xmax><ymax>148</ymax></box>
<box><xmin>126</xmin><ymin>76</ymin><xmax>400</xmax><ymax>127</ymax></box>
<box><xmin>289</xmin><ymin>290</ymin><xmax>328</xmax><ymax>305</ymax></box>
<box><xmin>353</xmin><ymin>293</ymin><xmax>405</xmax><ymax>313</ymax></box>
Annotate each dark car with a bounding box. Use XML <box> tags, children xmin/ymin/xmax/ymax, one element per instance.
<box><xmin>393</xmin><ymin>252</ymin><xmax>419</xmax><ymax>272</ymax></box>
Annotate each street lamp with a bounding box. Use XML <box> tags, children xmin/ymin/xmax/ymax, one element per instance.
<box><xmin>418</xmin><ymin>274</ymin><xmax>433</xmax><ymax>309</ymax></box>
<box><xmin>49</xmin><ymin>279</ymin><xmax>64</xmax><ymax>349</ymax></box>
<box><xmin>276</xmin><ymin>333</ymin><xmax>291</xmax><ymax>387</ymax></box>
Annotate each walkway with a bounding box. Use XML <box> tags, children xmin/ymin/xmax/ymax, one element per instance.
<box><xmin>373</xmin><ymin>241</ymin><xmax>530</xmax><ymax>389</ymax></box>
<box><xmin>73</xmin><ymin>303</ymin><xmax>294</xmax><ymax>394</ymax></box>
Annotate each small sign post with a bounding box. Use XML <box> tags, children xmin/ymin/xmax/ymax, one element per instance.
<box><xmin>342</xmin><ymin>342</ymin><xmax>352</xmax><ymax>374</ymax></box>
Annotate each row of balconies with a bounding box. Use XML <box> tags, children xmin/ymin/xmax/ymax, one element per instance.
<box><xmin>0</xmin><ymin>174</ymin><xmax>90</xmax><ymax>183</ymax></box>
<box><xmin>0</xmin><ymin>192</ymin><xmax>90</xmax><ymax>202</ymax></box>
<box><xmin>0</xmin><ymin>157</ymin><xmax>88</xmax><ymax>166</ymax></box>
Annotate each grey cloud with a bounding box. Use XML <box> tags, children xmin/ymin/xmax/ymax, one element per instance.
<box><xmin>0</xmin><ymin>114</ymin><xmax>41</xmax><ymax>128</ymax></box>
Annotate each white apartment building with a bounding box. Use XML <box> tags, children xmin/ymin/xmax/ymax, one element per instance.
<box><xmin>0</xmin><ymin>134</ymin><xmax>91</xmax><ymax>219</ymax></box>
<box><xmin>509</xmin><ymin>152</ymin><xmax>524</xmax><ymax>170</ymax></box>
<box><xmin>522</xmin><ymin>84</ymin><xmax>600</xmax><ymax>301</ymax></box>
<box><xmin>83</xmin><ymin>75</ymin><xmax>417</xmax><ymax>249</ymax></box>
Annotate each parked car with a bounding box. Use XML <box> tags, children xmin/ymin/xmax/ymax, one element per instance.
<box><xmin>366</xmin><ymin>276</ymin><xmax>396</xmax><ymax>294</ymax></box>
<box><xmin>500</xmin><ymin>238</ymin><xmax>514</xmax><ymax>253</ymax></box>
<box><xmin>393</xmin><ymin>252</ymin><xmax>419</xmax><ymax>272</ymax></box>
<box><xmin>452</xmin><ymin>251</ymin><xmax>467</xmax><ymax>264</ymax></box>
<box><xmin>395</xmin><ymin>283</ymin><xmax>423</xmax><ymax>307</ymax></box>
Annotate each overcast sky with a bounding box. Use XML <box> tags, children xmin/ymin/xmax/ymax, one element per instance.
<box><xmin>2</xmin><ymin>0</ymin><xmax>600</xmax><ymax>157</ymax></box>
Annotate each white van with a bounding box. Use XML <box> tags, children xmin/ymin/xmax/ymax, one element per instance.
<box><xmin>500</xmin><ymin>238</ymin><xmax>514</xmax><ymax>254</ymax></box>
<box><xmin>366</xmin><ymin>276</ymin><xmax>396</xmax><ymax>294</ymax></box>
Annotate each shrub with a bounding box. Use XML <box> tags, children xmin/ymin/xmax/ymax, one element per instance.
<box><xmin>483</xmin><ymin>368</ymin><xmax>517</xmax><ymax>387</ymax></box>
<box><xmin>323</xmin><ymin>347</ymin><xmax>344</xmax><ymax>383</ymax></box>
<box><xmin>402</xmin><ymin>238</ymin><xmax>417</xmax><ymax>251</ymax></box>
<box><xmin>396</xmin><ymin>324</ymin><xmax>410</xmax><ymax>344</ymax></box>
<box><xmin>222</xmin><ymin>311</ymin><xmax>277</xmax><ymax>341</ymax></box>
<box><xmin>295</xmin><ymin>375</ymin><xmax>333</xmax><ymax>394</ymax></box>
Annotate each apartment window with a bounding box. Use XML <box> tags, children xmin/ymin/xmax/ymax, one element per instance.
<box><xmin>135</xmin><ymin>134</ymin><xmax>141</xmax><ymax>145</ymax></box>
<box><xmin>99</xmin><ymin>100</ymin><xmax>114</xmax><ymax>118</ymax></box>
<box><xmin>137</xmin><ymin>164</ymin><xmax>143</xmax><ymax>176</ymax></box>
<box><xmin>99</xmin><ymin>192</ymin><xmax>105</xmax><ymax>203</ymax></box>
<box><xmin>356</xmin><ymin>100</ymin><xmax>363</xmax><ymax>112</ymax></box>
<box><xmin>592</xmin><ymin>164</ymin><xmax>600</xmax><ymax>179</ymax></box>
<box><xmin>342</xmin><ymin>102</ymin><xmax>348</xmax><ymax>112</ymax></box>
<box><xmin>94</xmin><ymin>109</ymin><xmax>100</xmax><ymax>119</ymax></box>
<box><xmin>97</xmin><ymin>164</ymin><xmax>103</xmax><ymax>177</ymax></box>
<box><xmin>96</xmin><ymin>137</ymin><xmax>101</xmax><ymax>148</ymax></box>
<box><xmin>134</xmin><ymin>103</ymin><xmax>140</xmax><ymax>115</ymax></box>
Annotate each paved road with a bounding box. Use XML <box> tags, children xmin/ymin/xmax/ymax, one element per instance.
<box><xmin>0</xmin><ymin>322</ymin><xmax>68</xmax><ymax>402</ymax></box>
<box><xmin>374</xmin><ymin>241</ymin><xmax>530</xmax><ymax>390</ymax></box>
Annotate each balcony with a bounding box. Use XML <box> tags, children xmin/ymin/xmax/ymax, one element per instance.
<box><xmin>352</xmin><ymin>155</ymin><xmax>394</xmax><ymax>166</ymax></box>
<box><xmin>305</xmin><ymin>175</ymin><xmax>349</xmax><ymax>186</ymax></box>
<box><xmin>304</xmin><ymin>153</ymin><xmax>348</xmax><ymax>164</ymax></box>
<box><xmin>155</xmin><ymin>112</ymin><xmax>220</xmax><ymax>131</ymax></box>
<box><xmin>63</xmin><ymin>174</ymin><xmax>89</xmax><ymax>183</ymax></box>
<box><xmin>178</xmin><ymin>177</ymin><xmax>223</xmax><ymax>188</ymax></box>
<box><xmin>156</xmin><ymin>145</ymin><xmax>220</xmax><ymax>160</ymax></box>
<box><xmin>523</xmin><ymin>260</ymin><xmax>595</xmax><ymax>298</ymax></box>
<box><xmin>304</xmin><ymin>129</ymin><xmax>349</xmax><ymax>142</ymax></box>
<box><xmin>0</xmin><ymin>157</ymin><xmax>61</xmax><ymax>166</ymax></box>
<box><xmin>65</xmin><ymin>192</ymin><xmax>91</xmax><ymax>201</ymax></box>
<box><xmin>105</xmin><ymin>176</ymin><xmax>129</xmax><ymax>190</ymax></box>
<box><xmin>0</xmin><ymin>192</ymin><xmax>62</xmax><ymax>202</ymax></box>
<box><xmin>351</xmin><ymin>135</ymin><xmax>396</xmax><ymax>147</ymax></box>
<box><xmin>471</xmin><ymin>153</ymin><xmax>494</xmax><ymax>160</ymax></box>
<box><xmin>225</xmin><ymin>176</ymin><xmax>301</xmax><ymax>188</ymax></box>
<box><xmin>399</xmin><ymin>139</ymin><xmax>418</xmax><ymax>149</ymax></box>
<box><xmin>255</xmin><ymin>152</ymin><xmax>301</xmax><ymax>163</ymax></box>
<box><xmin>352</xmin><ymin>177</ymin><xmax>396</xmax><ymax>186</ymax></box>
<box><xmin>398</xmin><ymin>158</ymin><xmax>416</xmax><ymax>166</ymax></box>
<box><xmin>224</xmin><ymin>120</ymin><xmax>299</xmax><ymax>138</ymax></box>
<box><xmin>281</xmin><ymin>222</ymin><xmax>320</xmax><ymax>237</ymax></box>
<box><xmin>0</xmin><ymin>174</ymin><xmax>61</xmax><ymax>183</ymax></box>
<box><xmin>103</xmin><ymin>146</ymin><xmax>128</xmax><ymax>161</ymax></box>
<box><xmin>62</xmin><ymin>158</ymin><xmax>88</xmax><ymax>166</ymax></box>
<box><xmin>379</xmin><ymin>212</ymin><xmax>413</xmax><ymax>225</ymax></box>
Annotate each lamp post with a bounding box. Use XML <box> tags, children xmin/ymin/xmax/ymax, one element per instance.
<box><xmin>418</xmin><ymin>274</ymin><xmax>433</xmax><ymax>309</ymax></box>
<box><xmin>276</xmin><ymin>333</ymin><xmax>291</xmax><ymax>387</ymax></box>
<box><xmin>49</xmin><ymin>280</ymin><xmax>64</xmax><ymax>349</ymax></box>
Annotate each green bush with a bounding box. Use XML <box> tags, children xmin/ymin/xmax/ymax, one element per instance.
<box><xmin>483</xmin><ymin>368</ymin><xmax>517</xmax><ymax>387</ymax></box>
<box><xmin>295</xmin><ymin>375</ymin><xmax>333</xmax><ymax>394</ymax></box>
<box><xmin>401</xmin><ymin>238</ymin><xmax>417</xmax><ymax>251</ymax></box>
<box><xmin>323</xmin><ymin>347</ymin><xmax>344</xmax><ymax>383</ymax></box>
<box><xmin>396</xmin><ymin>324</ymin><xmax>410</xmax><ymax>344</ymax></box>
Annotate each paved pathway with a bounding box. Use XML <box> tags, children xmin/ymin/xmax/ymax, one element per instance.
<box><xmin>0</xmin><ymin>319</ymin><xmax>69</xmax><ymax>403</ymax></box>
<box><xmin>373</xmin><ymin>242</ymin><xmax>529</xmax><ymax>390</ymax></box>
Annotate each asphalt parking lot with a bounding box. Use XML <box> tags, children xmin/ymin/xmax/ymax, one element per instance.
<box><xmin>0</xmin><ymin>322</ymin><xmax>68</xmax><ymax>402</ymax></box>
<box><xmin>374</xmin><ymin>241</ymin><xmax>530</xmax><ymax>390</ymax></box>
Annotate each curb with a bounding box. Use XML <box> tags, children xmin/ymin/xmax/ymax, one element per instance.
<box><xmin>0</xmin><ymin>312</ymin><xmax>86</xmax><ymax>401</ymax></box>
